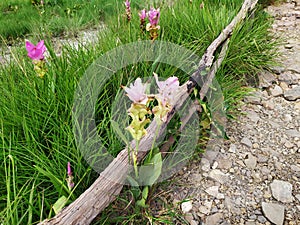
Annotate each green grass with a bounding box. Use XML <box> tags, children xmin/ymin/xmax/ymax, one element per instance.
<box><xmin>0</xmin><ymin>0</ymin><xmax>278</xmax><ymax>224</ymax></box>
<box><xmin>0</xmin><ymin>0</ymin><xmax>136</xmax><ymax>44</ymax></box>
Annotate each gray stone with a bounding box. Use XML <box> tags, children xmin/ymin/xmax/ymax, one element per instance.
<box><xmin>198</xmin><ymin>200</ymin><xmax>212</xmax><ymax>215</ymax></box>
<box><xmin>270</xmin><ymin>180</ymin><xmax>293</xmax><ymax>203</ymax></box>
<box><xmin>218</xmin><ymin>158</ymin><xmax>232</xmax><ymax>170</ymax></box>
<box><xmin>295</xmin><ymin>194</ymin><xmax>300</xmax><ymax>202</ymax></box>
<box><xmin>247</xmin><ymin>111</ymin><xmax>260</xmax><ymax>123</ymax></box>
<box><xmin>205</xmin><ymin>186</ymin><xmax>219</xmax><ymax>198</ymax></box>
<box><xmin>284</xmin><ymin>140</ymin><xmax>294</xmax><ymax>148</ymax></box>
<box><xmin>244</xmin><ymin>153</ymin><xmax>257</xmax><ymax>169</ymax></box>
<box><xmin>203</xmin><ymin>150</ymin><xmax>219</xmax><ymax>164</ymax></box>
<box><xmin>278</xmin><ymin>71</ymin><xmax>299</xmax><ymax>85</ymax></box>
<box><xmin>258</xmin><ymin>71</ymin><xmax>277</xmax><ymax>88</ymax></box>
<box><xmin>284</xmin><ymin>114</ymin><xmax>293</xmax><ymax>122</ymax></box>
<box><xmin>262</xmin><ymin>100</ymin><xmax>275</xmax><ymax>110</ymax></box>
<box><xmin>257</xmin><ymin>155</ymin><xmax>269</xmax><ymax>163</ymax></box>
<box><xmin>269</xmin><ymin>85</ymin><xmax>283</xmax><ymax>97</ymax></box>
<box><xmin>208</xmin><ymin>169</ymin><xmax>228</xmax><ymax>184</ymax></box>
<box><xmin>205</xmin><ymin>212</ymin><xmax>223</xmax><ymax>225</ymax></box>
<box><xmin>285</xmin><ymin>129</ymin><xmax>300</xmax><ymax>138</ymax></box>
<box><xmin>257</xmin><ymin>215</ymin><xmax>267</xmax><ymax>223</ymax></box>
<box><xmin>241</xmin><ymin>137</ymin><xmax>252</xmax><ymax>148</ymax></box>
<box><xmin>244</xmin><ymin>91</ymin><xmax>263</xmax><ymax>105</ymax></box>
<box><xmin>248</xmin><ymin>214</ymin><xmax>256</xmax><ymax>220</ymax></box>
<box><xmin>284</xmin><ymin>44</ymin><xmax>293</xmax><ymax>49</ymax></box>
<box><xmin>279</xmin><ymin>81</ymin><xmax>289</xmax><ymax>91</ymax></box>
<box><xmin>201</xmin><ymin>158</ymin><xmax>211</xmax><ymax>172</ymax></box>
<box><xmin>284</xmin><ymin>86</ymin><xmax>300</xmax><ymax>100</ymax></box>
<box><xmin>262</xmin><ymin>202</ymin><xmax>284</xmax><ymax>225</ymax></box>
<box><xmin>228</xmin><ymin>144</ymin><xmax>237</xmax><ymax>153</ymax></box>
<box><xmin>181</xmin><ymin>200</ymin><xmax>193</xmax><ymax>213</ymax></box>
<box><xmin>270</xmin><ymin>66</ymin><xmax>285</xmax><ymax>74</ymax></box>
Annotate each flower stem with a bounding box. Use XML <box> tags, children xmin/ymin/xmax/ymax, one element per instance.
<box><xmin>133</xmin><ymin>139</ymin><xmax>140</xmax><ymax>178</ymax></box>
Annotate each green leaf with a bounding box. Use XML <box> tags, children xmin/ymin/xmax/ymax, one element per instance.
<box><xmin>138</xmin><ymin>152</ymin><xmax>162</xmax><ymax>185</ymax></box>
<box><xmin>53</xmin><ymin>196</ymin><xmax>68</xmax><ymax>215</ymax></box>
<box><xmin>142</xmin><ymin>186</ymin><xmax>149</xmax><ymax>200</ymax></box>
<box><xmin>136</xmin><ymin>198</ymin><xmax>146</xmax><ymax>208</ymax></box>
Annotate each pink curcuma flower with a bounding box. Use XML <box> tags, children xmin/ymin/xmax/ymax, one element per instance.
<box><xmin>154</xmin><ymin>73</ymin><xmax>179</xmax><ymax>105</ymax></box>
<box><xmin>123</xmin><ymin>78</ymin><xmax>148</xmax><ymax>105</ymax></box>
<box><xmin>124</xmin><ymin>0</ymin><xmax>130</xmax><ymax>9</ymax></box>
<box><xmin>25</xmin><ymin>40</ymin><xmax>46</xmax><ymax>60</ymax></box>
<box><xmin>67</xmin><ymin>162</ymin><xmax>72</xmax><ymax>176</ymax></box>
<box><xmin>139</xmin><ymin>9</ymin><xmax>147</xmax><ymax>20</ymax></box>
<box><xmin>124</xmin><ymin>0</ymin><xmax>131</xmax><ymax>21</ymax></box>
<box><xmin>148</xmin><ymin>7</ymin><xmax>160</xmax><ymax>26</ymax></box>
<box><xmin>66</xmin><ymin>162</ymin><xmax>74</xmax><ymax>190</ymax></box>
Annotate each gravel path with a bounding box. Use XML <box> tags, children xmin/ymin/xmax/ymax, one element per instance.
<box><xmin>164</xmin><ymin>1</ymin><xmax>300</xmax><ymax>225</ymax></box>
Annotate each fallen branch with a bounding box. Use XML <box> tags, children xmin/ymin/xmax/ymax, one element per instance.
<box><xmin>39</xmin><ymin>0</ymin><xmax>258</xmax><ymax>224</ymax></box>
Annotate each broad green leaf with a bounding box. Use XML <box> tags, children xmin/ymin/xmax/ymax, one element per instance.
<box><xmin>138</xmin><ymin>152</ymin><xmax>162</xmax><ymax>185</ymax></box>
<box><xmin>53</xmin><ymin>196</ymin><xmax>68</xmax><ymax>215</ymax></box>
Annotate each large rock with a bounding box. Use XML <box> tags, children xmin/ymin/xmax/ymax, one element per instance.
<box><xmin>270</xmin><ymin>180</ymin><xmax>293</xmax><ymax>203</ymax></box>
<box><xmin>269</xmin><ymin>85</ymin><xmax>283</xmax><ymax>97</ymax></box>
<box><xmin>262</xmin><ymin>202</ymin><xmax>284</xmax><ymax>225</ymax></box>
<box><xmin>208</xmin><ymin>169</ymin><xmax>228</xmax><ymax>184</ymax></box>
<box><xmin>258</xmin><ymin>71</ymin><xmax>277</xmax><ymax>88</ymax></box>
<box><xmin>278</xmin><ymin>71</ymin><xmax>300</xmax><ymax>84</ymax></box>
<box><xmin>284</xmin><ymin>86</ymin><xmax>300</xmax><ymax>101</ymax></box>
<box><xmin>205</xmin><ymin>212</ymin><xmax>223</xmax><ymax>225</ymax></box>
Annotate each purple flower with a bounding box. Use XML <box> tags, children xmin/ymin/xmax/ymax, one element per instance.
<box><xmin>139</xmin><ymin>9</ymin><xmax>147</xmax><ymax>20</ymax></box>
<box><xmin>154</xmin><ymin>73</ymin><xmax>179</xmax><ymax>105</ymax></box>
<box><xmin>66</xmin><ymin>162</ymin><xmax>74</xmax><ymax>190</ymax></box>
<box><xmin>67</xmin><ymin>162</ymin><xmax>72</xmax><ymax>177</ymax></box>
<box><xmin>124</xmin><ymin>0</ymin><xmax>131</xmax><ymax>21</ymax></box>
<box><xmin>148</xmin><ymin>7</ymin><xmax>160</xmax><ymax>26</ymax></box>
<box><xmin>25</xmin><ymin>40</ymin><xmax>46</xmax><ymax>60</ymax></box>
<box><xmin>123</xmin><ymin>78</ymin><xmax>148</xmax><ymax>105</ymax></box>
<box><xmin>124</xmin><ymin>0</ymin><xmax>130</xmax><ymax>9</ymax></box>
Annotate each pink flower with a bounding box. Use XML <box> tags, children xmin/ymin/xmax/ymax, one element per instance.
<box><xmin>139</xmin><ymin>9</ymin><xmax>147</xmax><ymax>20</ymax></box>
<box><xmin>154</xmin><ymin>73</ymin><xmax>179</xmax><ymax>105</ymax></box>
<box><xmin>66</xmin><ymin>162</ymin><xmax>74</xmax><ymax>190</ymax></box>
<box><xmin>124</xmin><ymin>0</ymin><xmax>131</xmax><ymax>21</ymax></box>
<box><xmin>124</xmin><ymin>0</ymin><xmax>130</xmax><ymax>10</ymax></box>
<box><xmin>25</xmin><ymin>40</ymin><xmax>46</xmax><ymax>60</ymax></box>
<box><xmin>123</xmin><ymin>78</ymin><xmax>148</xmax><ymax>105</ymax></box>
<box><xmin>148</xmin><ymin>7</ymin><xmax>160</xmax><ymax>26</ymax></box>
<box><xmin>67</xmin><ymin>162</ymin><xmax>72</xmax><ymax>177</ymax></box>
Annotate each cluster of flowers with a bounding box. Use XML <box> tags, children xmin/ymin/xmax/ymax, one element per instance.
<box><xmin>124</xmin><ymin>1</ymin><xmax>160</xmax><ymax>40</ymax></box>
<box><xmin>123</xmin><ymin>73</ymin><xmax>180</xmax><ymax>141</ymax></box>
<box><xmin>139</xmin><ymin>8</ymin><xmax>160</xmax><ymax>40</ymax></box>
<box><xmin>25</xmin><ymin>40</ymin><xmax>47</xmax><ymax>78</ymax></box>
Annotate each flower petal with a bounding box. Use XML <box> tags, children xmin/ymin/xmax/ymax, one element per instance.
<box><xmin>25</xmin><ymin>41</ymin><xmax>35</xmax><ymax>52</ymax></box>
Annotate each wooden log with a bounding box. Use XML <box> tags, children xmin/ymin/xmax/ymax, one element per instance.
<box><xmin>39</xmin><ymin>0</ymin><xmax>258</xmax><ymax>224</ymax></box>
